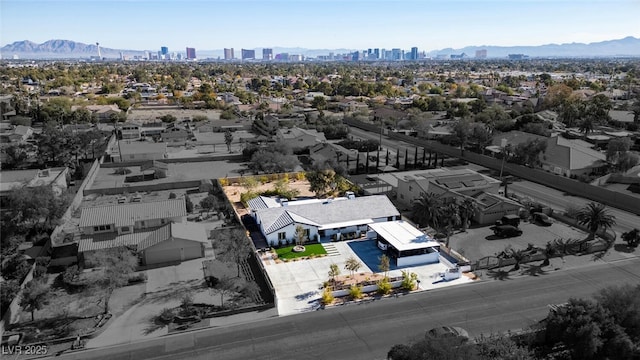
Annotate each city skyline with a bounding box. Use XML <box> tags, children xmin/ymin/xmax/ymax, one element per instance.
<box><xmin>2</xmin><ymin>0</ymin><xmax>639</xmax><ymax>52</ymax></box>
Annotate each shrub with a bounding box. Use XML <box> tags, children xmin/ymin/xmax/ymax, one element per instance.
<box><xmin>114</xmin><ymin>167</ymin><xmax>132</xmax><ymax>175</ymax></box>
<box><xmin>240</xmin><ymin>191</ymin><xmax>258</xmax><ymax>207</ymax></box>
<box><xmin>259</xmin><ymin>176</ymin><xmax>269</xmax><ymax>184</ymax></box>
<box><xmin>349</xmin><ymin>285</ymin><xmax>364</xmax><ymax>300</ymax></box>
<box><xmin>321</xmin><ymin>288</ymin><xmax>334</xmax><ymax>305</ymax></box>
<box><xmin>401</xmin><ymin>271</ymin><xmax>418</xmax><ymax>291</ymax></box>
<box><xmin>295</xmin><ymin>172</ymin><xmax>306</xmax><ymax>181</ymax></box>
<box><xmin>128</xmin><ymin>272</ymin><xmax>148</xmax><ymax>284</ymax></box>
<box><xmin>169</xmin><ymin>192</ymin><xmax>177</xmax><ymax>199</ymax></box>
<box><xmin>565</xmin><ymin>204</ymin><xmax>581</xmax><ymax>219</ymax></box>
<box><xmin>218</xmin><ymin>178</ymin><xmax>229</xmax><ymax>187</ymax></box>
<box><xmin>377</xmin><ymin>278</ymin><xmax>392</xmax><ymax>295</ymax></box>
<box><xmin>159</xmin><ymin>308</ymin><xmax>174</xmax><ymax>324</ymax></box>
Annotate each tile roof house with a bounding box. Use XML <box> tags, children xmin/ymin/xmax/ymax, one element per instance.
<box><xmin>250</xmin><ymin>194</ymin><xmax>400</xmax><ymax>246</ymax></box>
<box><xmin>275</xmin><ymin>127</ymin><xmax>326</xmax><ymax>150</ymax></box>
<box><xmin>79</xmin><ymin>222</ymin><xmax>209</xmax><ymax>266</ymax></box>
<box><xmin>542</xmin><ymin>136</ymin><xmax>607</xmax><ymax>177</ymax></box>
<box><xmin>71</xmin><ymin>105</ymin><xmax>122</xmax><ymax>122</ymax></box>
<box><xmin>79</xmin><ymin>199</ymin><xmax>186</xmax><ymax>236</ymax></box>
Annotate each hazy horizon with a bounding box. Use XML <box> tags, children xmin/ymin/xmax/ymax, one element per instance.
<box><xmin>2</xmin><ymin>0</ymin><xmax>640</xmax><ymax>52</ymax></box>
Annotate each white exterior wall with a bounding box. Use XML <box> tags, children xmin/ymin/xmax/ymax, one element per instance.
<box><xmin>265</xmin><ymin>224</ymin><xmax>320</xmax><ymax>246</ymax></box>
<box><xmin>397</xmin><ymin>252</ymin><xmax>439</xmax><ymax>267</ymax></box>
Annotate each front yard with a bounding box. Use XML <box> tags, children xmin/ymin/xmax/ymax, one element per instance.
<box><xmin>274</xmin><ymin>244</ymin><xmax>328</xmax><ymax>260</ymax></box>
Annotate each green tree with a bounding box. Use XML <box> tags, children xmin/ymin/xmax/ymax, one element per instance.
<box><xmin>576</xmin><ymin>202</ymin><xmax>616</xmax><ymax>239</ymax></box>
<box><xmin>199</xmin><ymin>195</ymin><xmax>218</xmax><ymax>215</ymax></box>
<box><xmin>294</xmin><ymin>225</ymin><xmax>307</xmax><ymax>246</ymax></box>
<box><xmin>378</xmin><ymin>254</ymin><xmax>390</xmax><ymax>278</ymax></box>
<box><xmin>306</xmin><ymin>169</ymin><xmax>337</xmax><ymax>198</ymax></box>
<box><xmin>508</xmin><ymin>248</ymin><xmax>528</xmax><ymax>271</ymax></box>
<box><xmin>20</xmin><ymin>278</ymin><xmax>49</xmax><ymax>321</ymax></box>
<box><xmin>1</xmin><ymin>280</ymin><xmax>20</xmax><ymax>317</ymax></box>
<box><xmin>328</xmin><ymin>263</ymin><xmax>340</xmax><ymax>284</ymax></box>
<box><xmin>458</xmin><ymin>197</ymin><xmax>479</xmax><ymax>231</ymax></box>
<box><xmin>214</xmin><ymin>275</ymin><xmax>238</xmax><ymax>308</ymax></box>
<box><xmin>344</xmin><ymin>256</ymin><xmax>362</xmax><ymax>277</ymax></box>
<box><xmin>541</xmin><ymin>241</ymin><xmax>557</xmax><ymax>266</ymax></box>
<box><xmin>412</xmin><ymin>192</ymin><xmax>442</xmax><ymax>229</ymax></box>
<box><xmin>89</xmin><ymin>247</ymin><xmax>138</xmax><ymax>314</ymax></box>
<box><xmin>224</xmin><ymin>130</ymin><xmax>233</xmax><ymax>152</ymax></box>
<box><xmin>220</xmin><ymin>229</ymin><xmax>253</xmax><ymax>277</ymax></box>
<box><xmin>185</xmin><ymin>194</ymin><xmax>194</xmax><ymax>213</ymax></box>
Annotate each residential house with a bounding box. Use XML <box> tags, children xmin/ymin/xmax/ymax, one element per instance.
<box><xmin>110</xmin><ymin>141</ymin><xmax>167</xmax><ymax>162</ymax></box>
<box><xmin>275</xmin><ymin>127</ymin><xmax>326</xmax><ymax>150</ymax></box>
<box><xmin>0</xmin><ymin>125</ymin><xmax>33</xmax><ymax>144</ymax></box>
<box><xmin>470</xmin><ymin>192</ymin><xmax>522</xmax><ymax>224</ymax></box>
<box><xmin>542</xmin><ymin>135</ymin><xmax>607</xmax><ymax>177</ymax></box>
<box><xmin>249</xmin><ymin>194</ymin><xmax>400</xmax><ymax>246</ymax></box>
<box><xmin>338</xmin><ymin>100</ymin><xmax>369</xmax><ymax>112</ymax></box>
<box><xmin>369</xmin><ymin>220</ymin><xmax>440</xmax><ymax>267</ymax></box>
<box><xmin>395</xmin><ymin>168</ymin><xmax>500</xmax><ymax>208</ymax></box>
<box><xmin>78</xmin><ymin>212</ymin><xmax>209</xmax><ymax>266</ymax></box>
<box><xmin>0</xmin><ymin>167</ymin><xmax>69</xmax><ymax>198</ymax></box>
<box><xmin>79</xmin><ymin>199</ymin><xmax>186</xmax><ymax>236</ymax></box>
<box><xmin>161</xmin><ymin>124</ymin><xmax>192</xmax><ymax>143</ymax></box>
<box><xmin>71</xmin><ymin>105</ymin><xmax>122</xmax><ymax>122</ymax></box>
<box><xmin>119</xmin><ymin>122</ymin><xmax>141</xmax><ymax>140</ymax></box>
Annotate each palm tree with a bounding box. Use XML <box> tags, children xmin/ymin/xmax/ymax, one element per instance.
<box><xmin>509</xmin><ymin>248</ymin><xmax>528</xmax><ymax>271</ymax></box>
<box><xmin>576</xmin><ymin>202</ymin><xmax>616</xmax><ymax>240</ymax></box>
<box><xmin>344</xmin><ymin>256</ymin><xmax>362</xmax><ymax>277</ymax></box>
<box><xmin>412</xmin><ymin>192</ymin><xmax>441</xmax><ymax>229</ymax></box>
<box><xmin>458</xmin><ymin>197</ymin><xmax>479</xmax><ymax>231</ymax></box>
<box><xmin>437</xmin><ymin>201</ymin><xmax>461</xmax><ymax>248</ymax></box>
<box><xmin>541</xmin><ymin>241</ymin><xmax>557</xmax><ymax>266</ymax></box>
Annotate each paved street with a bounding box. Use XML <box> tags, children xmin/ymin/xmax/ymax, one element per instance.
<box><xmin>52</xmin><ymin>256</ymin><xmax>640</xmax><ymax>360</ymax></box>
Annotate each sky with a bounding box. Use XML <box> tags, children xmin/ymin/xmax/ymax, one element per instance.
<box><xmin>1</xmin><ymin>0</ymin><xmax>639</xmax><ymax>52</ymax></box>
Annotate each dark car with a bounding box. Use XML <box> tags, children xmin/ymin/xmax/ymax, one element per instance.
<box><xmin>494</xmin><ymin>214</ymin><xmax>520</xmax><ymax>227</ymax></box>
<box><xmin>490</xmin><ymin>225</ymin><xmax>523</xmax><ymax>238</ymax></box>
<box><xmin>426</xmin><ymin>326</ymin><xmax>470</xmax><ymax>341</ymax></box>
<box><xmin>532</xmin><ymin>212</ymin><xmax>553</xmax><ymax>226</ymax></box>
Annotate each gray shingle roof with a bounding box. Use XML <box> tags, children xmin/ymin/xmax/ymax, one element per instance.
<box><xmin>256</xmin><ymin>195</ymin><xmax>399</xmax><ymax>234</ymax></box>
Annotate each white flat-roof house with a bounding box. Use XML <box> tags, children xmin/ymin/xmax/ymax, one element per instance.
<box><xmin>110</xmin><ymin>141</ymin><xmax>167</xmax><ymax>163</ymax></box>
<box><xmin>369</xmin><ymin>221</ymin><xmax>440</xmax><ymax>267</ymax></box>
<box><xmin>249</xmin><ymin>194</ymin><xmax>400</xmax><ymax>246</ymax></box>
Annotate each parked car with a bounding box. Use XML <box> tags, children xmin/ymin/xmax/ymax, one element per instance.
<box><xmin>426</xmin><ymin>326</ymin><xmax>470</xmax><ymax>341</ymax></box>
<box><xmin>532</xmin><ymin>212</ymin><xmax>553</xmax><ymax>226</ymax></box>
<box><xmin>495</xmin><ymin>214</ymin><xmax>520</xmax><ymax>227</ymax></box>
<box><xmin>490</xmin><ymin>225</ymin><xmax>523</xmax><ymax>238</ymax></box>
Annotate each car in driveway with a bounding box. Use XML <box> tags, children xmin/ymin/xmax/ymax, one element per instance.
<box><xmin>490</xmin><ymin>225</ymin><xmax>523</xmax><ymax>238</ymax></box>
<box><xmin>532</xmin><ymin>212</ymin><xmax>553</xmax><ymax>226</ymax></box>
<box><xmin>494</xmin><ymin>214</ymin><xmax>521</xmax><ymax>227</ymax></box>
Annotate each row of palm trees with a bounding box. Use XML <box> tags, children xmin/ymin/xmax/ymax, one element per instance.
<box><xmin>412</xmin><ymin>193</ymin><xmax>479</xmax><ymax>247</ymax></box>
<box><xmin>413</xmin><ymin>192</ymin><xmax>617</xmax><ymax>249</ymax></box>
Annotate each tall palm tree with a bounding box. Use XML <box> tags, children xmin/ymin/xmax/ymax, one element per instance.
<box><xmin>458</xmin><ymin>197</ymin><xmax>479</xmax><ymax>231</ymax></box>
<box><xmin>576</xmin><ymin>202</ymin><xmax>616</xmax><ymax>239</ymax></box>
<box><xmin>509</xmin><ymin>248</ymin><xmax>528</xmax><ymax>271</ymax></box>
<box><xmin>437</xmin><ymin>201</ymin><xmax>461</xmax><ymax>248</ymax></box>
<box><xmin>541</xmin><ymin>241</ymin><xmax>557</xmax><ymax>266</ymax></box>
<box><xmin>412</xmin><ymin>192</ymin><xmax>441</xmax><ymax>229</ymax></box>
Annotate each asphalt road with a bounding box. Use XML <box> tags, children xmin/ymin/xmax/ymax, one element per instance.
<box><xmin>53</xmin><ymin>257</ymin><xmax>640</xmax><ymax>360</ymax></box>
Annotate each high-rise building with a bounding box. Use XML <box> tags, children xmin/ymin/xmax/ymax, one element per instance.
<box><xmin>161</xmin><ymin>46</ymin><xmax>169</xmax><ymax>55</ymax></box>
<box><xmin>391</xmin><ymin>48</ymin><xmax>402</xmax><ymax>61</ymax></box>
<box><xmin>186</xmin><ymin>47</ymin><xmax>196</xmax><ymax>60</ymax></box>
<box><xmin>475</xmin><ymin>49</ymin><xmax>487</xmax><ymax>59</ymax></box>
<box><xmin>224</xmin><ymin>48</ymin><xmax>234</xmax><ymax>60</ymax></box>
<box><xmin>373</xmin><ymin>48</ymin><xmax>380</xmax><ymax>60</ymax></box>
<box><xmin>241</xmin><ymin>49</ymin><xmax>255</xmax><ymax>60</ymax></box>
<box><xmin>262</xmin><ymin>48</ymin><xmax>273</xmax><ymax>60</ymax></box>
<box><xmin>410</xmin><ymin>47</ymin><xmax>419</xmax><ymax>60</ymax></box>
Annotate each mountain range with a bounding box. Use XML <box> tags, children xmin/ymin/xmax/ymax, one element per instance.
<box><xmin>1</xmin><ymin>37</ymin><xmax>640</xmax><ymax>59</ymax></box>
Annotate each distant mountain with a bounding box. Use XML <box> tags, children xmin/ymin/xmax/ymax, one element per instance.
<box><xmin>2</xmin><ymin>37</ymin><xmax>639</xmax><ymax>60</ymax></box>
<box><xmin>429</xmin><ymin>36</ymin><xmax>640</xmax><ymax>58</ymax></box>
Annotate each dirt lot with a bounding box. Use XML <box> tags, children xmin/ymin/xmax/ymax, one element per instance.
<box><xmin>450</xmin><ymin>219</ymin><xmax>588</xmax><ymax>262</ymax></box>
<box><xmin>223</xmin><ymin>178</ymin><xmax>315</xmax><ymax>216</ymax></box>
<box><xmin>127</xmin><ymin>109</ymin><xmax>222</xmax><ymax>122</ymax></box>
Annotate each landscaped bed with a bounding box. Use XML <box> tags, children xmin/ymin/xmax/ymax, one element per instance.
<box><xmin>274</xmin><ymin>244</ymin><xmax>327</xmax><ymax>260</ymax></box>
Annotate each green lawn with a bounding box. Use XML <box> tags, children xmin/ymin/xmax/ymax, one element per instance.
<box><xmin>275</xmin><ymin>243</ymin><xmax>327</xmax><ymax>260</ymax></box>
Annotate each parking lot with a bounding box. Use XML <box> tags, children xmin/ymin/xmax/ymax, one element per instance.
<box><xmin>451</xmin><ymin>219</ymin><xmax>588</xmax><ymax>262</ymax></box>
